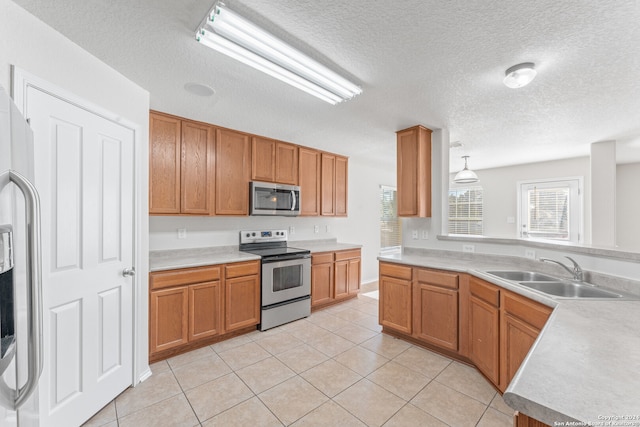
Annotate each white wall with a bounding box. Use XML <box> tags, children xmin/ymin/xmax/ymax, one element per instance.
<box><xmin>616</xmin><ymin>162</ymin><xmax>640</xmax><ymax>252</ymax></box>
<box><xmin>150</xmin><ymin>156</ymin><xmax>395</xmax><ymax>284</ymax></box>
<box><xmin>0</xmin><ymin>0</ymin><xmax>151</xmax><ymax>383</ymax></box>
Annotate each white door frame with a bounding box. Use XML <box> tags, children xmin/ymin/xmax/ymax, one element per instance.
<box><xmin>11</xmin><ymin>68</ymin><xmax>149</xmax><ymax>389</ymax></box>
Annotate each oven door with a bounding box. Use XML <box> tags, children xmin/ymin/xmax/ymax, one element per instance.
<box><xmin>261</xmin><ymin>256</ymin><xmax>311</xmax><ymax>307</ymax></box>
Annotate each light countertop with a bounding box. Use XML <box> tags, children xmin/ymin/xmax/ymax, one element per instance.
<box><xmin>378</xmin><ymin>250</ymin><xmax>640</xmax><ymax>425</ymax></box>
<box><xmin>149</xmin><ymin>246</ymin><xmax>260</xmax><ymax>272</ymax></box>
<box><xmin>149</xmin><ymin>240</ymin><xmax>361</xmax><ymax>272</ymax></box>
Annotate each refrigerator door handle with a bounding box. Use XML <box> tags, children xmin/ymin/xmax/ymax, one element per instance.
<box><xmin>7</xmin><ymin>170</ymin><xmax>42</xmax><ymax>409</ymax></box>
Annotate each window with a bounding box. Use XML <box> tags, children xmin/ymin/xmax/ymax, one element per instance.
<box><xmin>380</xmin><ymin>186</ymin><xmax>401</xmax><ymax>251</ymax></box>
<box><xmin>518</xmin><ymin>178</ymin><xmax>583</xmax><ymax>243</ymax></box>
<box><xmin>448</xmin><ymin>186</ymin><xmax>483</xmax><ymax>235</ymax></box>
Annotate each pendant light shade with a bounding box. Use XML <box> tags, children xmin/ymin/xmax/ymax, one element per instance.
<box><xmin>454</xmin><ymin>156</ymin><xmax>479</xmax><ymax>183</ymax></box>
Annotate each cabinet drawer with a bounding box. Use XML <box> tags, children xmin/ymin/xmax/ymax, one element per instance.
<box><xmin>502</xmin><ymin>291</ymin><xmax>552</xmax><ymax>330</ymax></box>
<box><xmin>415</xmin><ymin>268</ymin><xmax>459</xmax><ymax>289</ymax></box>
<box><xmin>312</xmin><ymin>252</ymin><xmax>334</xmax><ymax>265</ymax></box>
<box><xmin>470</xmin><ymin>277</ymin><xmax>500</xmax><ymax>307</ymax></box>
<box><xmin>150</xmin><ymin>265</ymin><xmax>221</xmax><ymax>290</ymax></box>
<box><xmin>225</xmin><ymin>261</ymin><xmax>260</xmax><ymax>278</ymax></box>
<box><xmin>380</xmin><ymin>262</ymin><xmax>412</xmax><ymax>281</ymax></box>
<box><xmin>334</xmin><ymin>249</ymin><xmax>361</xmax><ymax>261</ymax></box>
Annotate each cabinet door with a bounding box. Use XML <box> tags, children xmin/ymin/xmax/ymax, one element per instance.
<box><xmin>251</xmin><ymin>136</ymin><xmax>275</xmax><ymax>182</ymax></box>
<box><xmin>149</xmin><ymin>113</ymin><xmax>181</xmax><ymax>214</ymax></box>
<box><xmin>189</xmin><ymin>281</ymin><xmax>221</xmax><ymax>341</ymax></box>
<box><xmin>469</xmin><ymin>295</ymin><xmax>500</xmax><ymax>385</ymax></box>
<box><xmin>321</xmin><ymin>153</ymin><xmax>336</xmax><ymax>215</ymax></box>
<box><xmin>347</xmin><ymin>257</ymin><xmax>361</xmax><ymax>294</ymax></box>
<box><xmin>311</xmin><ymin>262</ymin><xmax>333</xmax><ymax>307</ymax></box>
<box><xmin>298</xmin><ymin>147</ymin><xmax>321</xmax><ymax>216</ymax></box>
<box><xmin>149</xmin><ymin>287</ymin><xmax>188</xmax><ymax>354</ymax></box>
<box><xmin>181</xmin><ymin>121</ymin><xmax>215</xmax><ymax>214</ymax></box>
<box><xmin>275</xmin><ymin>142</ymin><xmax>298</xmax><ymax>185</ymax></box>
<box><xmin>500</xmin><ymin>314</ymin><xmax>540</xmax><ymax>391</ymax></box>
<box><xmin>216</xmin><ymin>128</ymin><xmax>251</xmax><ymax>215</ymax></box>
<box><xmin>379</xmin><ymin>275</ymin><xmax>412</xmax><ymax>334</ymax></box>
<box><xmin>413</xmin><ymin>283</ymin><xmax>458</xmax><ymax>351</ymax></box>
<box><xmin>225</xmin><ymin>274</ymin><xmax>260</xmax><ymax>331</ymax></box>
<box><xmin>335</xmin><ymin>155</ymin><xmax>348</xmax><ymax>216</ymax></box>
<box><xmin>396</xmin><ymin>126</ymin><xmax>432</xmax><ymax>217</ymax></box>
<box><xmin>334</xmin><ymin>260</ymin><xmax>349</xmax><ymax>300</ymax></box>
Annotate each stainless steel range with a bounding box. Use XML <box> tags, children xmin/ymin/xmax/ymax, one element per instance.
<box><xmin>239</xmin><ymin>230</ymin><xmax>311</xmax><ymax>331</ymax></box>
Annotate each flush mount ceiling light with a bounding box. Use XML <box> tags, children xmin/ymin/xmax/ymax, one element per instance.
<box><xmin>195</xmin><ymin>2</ymin><xmax>362</xmax><ymax>104</ymax></box>
<box><xmin>454</xmin><ymin>156</ymin><xmax>479</xmax><ymax>183</ymax></box>
<box><xmin>503</xmin><ymin>62</ymin><xmax>537</xmax><ymax>89</ymax></box>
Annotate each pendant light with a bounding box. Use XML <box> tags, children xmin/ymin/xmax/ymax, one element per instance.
<box><xmin>454</xmin><ymin>156</ymin><xmax>479</xmax><ymax>183</ymax></box>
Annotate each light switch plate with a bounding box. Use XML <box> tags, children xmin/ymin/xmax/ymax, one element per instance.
<box><xmin>177</xmin><ymin>228</ymin><xmax>187</xmax><ymax>239</ymax></box>
<box><xmin>314</xmin><ymin>225</ymin><xmax>319</xmax><ymax>234</ymax></box>
<box><xmin>462</xmin><ymin>244</ymin><xmax>475</xmax><ymax>253</ymax></box>
<box><xmin>525</xmin><ymin>249</ymin><xmax>536</xmax><ymax>259</ymax></box>
<box><xmin>421</xmin><ymin>230</ymin><xmax>429</xmax><ymax>240</ymax></box>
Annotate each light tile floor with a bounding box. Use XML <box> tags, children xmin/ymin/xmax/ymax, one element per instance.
<box><xmin>84</xmin><ymin>284</ymin><xmax>515</xmax><ymax>427</ymax></box>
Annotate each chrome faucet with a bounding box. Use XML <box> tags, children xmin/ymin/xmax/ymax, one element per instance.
<box><xmin>540</xmin><ymin>256</ymin><xmax>584</xmax><ymax>282</ymax></box>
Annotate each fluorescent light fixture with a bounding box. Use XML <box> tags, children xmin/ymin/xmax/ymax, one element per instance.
<box><xmin>196</xmin><ymin>3</ymin><xmax>362</xmax><ymax>104</ymax></box>
<box><xmin>503</xmin><ymin>62</ymin><xmax>537</xmax><ymax>89</ymax></box>
<box><xmin>454</xmin><ymin>156</ymin><xmax>479</xmax><ymax>183</ymax></box>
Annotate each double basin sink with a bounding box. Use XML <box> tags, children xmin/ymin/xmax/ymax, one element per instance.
<box><xmin>485</xmin><ymin>270</ymin><xmax>623</xmax><ymax>299</ymax></box>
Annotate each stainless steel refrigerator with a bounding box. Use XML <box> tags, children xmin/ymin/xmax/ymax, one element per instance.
<box><xmin>0</xmin><ymin>84</ymin><xmax>42</xmax><ymax>427</ymax></box>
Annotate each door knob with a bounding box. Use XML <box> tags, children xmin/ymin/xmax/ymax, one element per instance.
<box><xmin>122</xmin><ymin>267</ymin><xmax>136</xmax><ymax>277</ymax></box>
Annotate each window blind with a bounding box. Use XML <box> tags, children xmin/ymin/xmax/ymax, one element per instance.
<box><xmin>527</xmin><ymin>186</ymin><xmax>569</xmax><ymax>239</ymax></box>
<box><xmin>380</xmin><ymin>186</ymin><xmax>402</xmax><ymax>249</ymax></box>
<box><xmin>448</xmin><ymin>187</ymin><xmax>483</xmax><ymax>235</ymax></box>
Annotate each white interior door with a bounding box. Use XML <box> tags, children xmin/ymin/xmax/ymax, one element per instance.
<box><xmin>25</xmin><ymin>86</ymin><xmax>134</xmax><ymax>426</ymax></box>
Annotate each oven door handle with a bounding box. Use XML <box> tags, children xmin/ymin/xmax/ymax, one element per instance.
<box><xmin>261</xmin><ymin>254</ymin><xmax>311</xmax><ymax>264</ymax></box>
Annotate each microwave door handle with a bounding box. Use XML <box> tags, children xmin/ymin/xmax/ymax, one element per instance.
<box><xmin>8</xmin><ymin>170</ymin><xmax>43</xmax><ymax>409</ymax></box>
<box><xmin>290</xmin><ymin>190</ymin><xmax>296</xmax><ymax>211</ymax></box>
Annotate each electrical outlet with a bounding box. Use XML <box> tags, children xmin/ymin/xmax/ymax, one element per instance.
<box><xmin>411</xmin><ymin>230</ymin><xmax>419</xmax><ymax>239</ymax></box>
<box><xmin>314</xmin><ymin>225</ymin><xmax>319</xmax><ymax>234</ymax></box>
<box><xmin>525</xmin><ymin>249</ymin><xmax>536</xmax><ymax>259</ymax></box>
<box><xmin>289</xmin><ymin>226</ymin><xmax>295</xmax><ymax>234</ymax></box>
<box><xmin>462</xmin><ymin>244</ymin><xmax>475</xmax><ymax>253</ymax></box>
<box><xmin>507</xmin><ymin>216</ymin><xmax>515</xmax><ymax>224</ymax></box>
<box><xmin>325</xmin><ymin>225</ymin><xmax>330</xmax><ymax>233</ymax></box>
<box><xmin>421</xmin><ymin>230</ymin><xmax>429</xmax><ymax>240</ymax></box>
<box><xmin>177</xmin><ymin>228</ymin><xmax>187</xmax><ymax>239</ymax></box>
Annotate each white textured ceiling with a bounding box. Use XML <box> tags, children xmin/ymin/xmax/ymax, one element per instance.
<box><xmin>12</xmin><ymin>0</ymin><xmax>640</xmax><ymax>172</ymax></box>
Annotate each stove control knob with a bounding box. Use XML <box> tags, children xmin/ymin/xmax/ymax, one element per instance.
<box><xmin>245</xmin><ymin>233</ymin><xmax>250</xmax><ymax>237</ymax></box>
<box><xmin>252</xmin><ymin>232</ymin><xmax>256</xmax><ymax>237</ymax></box>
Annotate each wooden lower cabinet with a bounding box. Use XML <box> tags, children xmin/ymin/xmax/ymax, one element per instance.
<box><xmin>412</xmin><ymin>268</ymin><xmax>459</xmax><ymax>351</ymax></box>
<box><xmin>189</xmin><ymin>281</ymin><xmax>221</xmax><ymax>341</ymax></box>
<box><xmin>514</xmin><ymin>412</ymin><xmax>551</xmax><ymax>427</ymax></box>
<box><xmin>225</xmin><ymin>274</ymin><xmax>260</xmax><ymax>331</ymax></box>
<box><xmin>468</xmin><ymin>278</ymin><xmax>501</xmax><ymax>386</ymax></box>
<box><xmin>379</xmin><ymin>263</ymin><xmax>413</xmax><ymax>334</ymax></box>
<box><xmin>378</xmin><ymin>261</ymin><xmax>554</xmax><ymax>395</ymax></box>
<box><xmin>311</xmin><ymin>249</ymin><xmax>361</xmax><ymax>309</ymax></box>
<box><xmin>150</xmin><ymin>286</ymin><xmax>189</xmax><ymax>353</ymax></box>
<box><xmin>311</xmin><ymin>253</ymin><xmax>333</xmax><ymax>306</ymax></box>
<box><xmin>500</xmin><ymin>290</ymin><xmax>552</xmax><ymax>390</ymax></box>
<box><xmin>149</xmin><ymin>261</ymin><xmax>260</xmax><ymax>361</ymax></box>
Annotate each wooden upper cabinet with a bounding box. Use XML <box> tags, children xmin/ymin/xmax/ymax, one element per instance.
<box><xmin>396</xmin><ymin>125</ymin><xmax>432</xmax><ymax>217</ymax></box>
<box><xmin>321</xmin><ymin>153</ymin><xmax>336</xmax><ymax>215</ymax></box>
<box><xmin>251</xmin><ymin>136</ymin><xmax>276</xmax><ymax>182</ymax></box>
<box><xmin>298</xmin><ymin>147</ymin><xmax>321</xmax><ymax>216</ymax></box>
<box><xmin>216</xmin><ymin>128</ymin><xmax>251</xmax><ymax>215</ymax></box>
<box><xmin>251</xmin><ymin>138</ymin><xmax>298</xmax><ymax>185</ymax></box>
<box><xmin>335</xmin><ymin>155</ymin><xmax>348</xmax><ymax>216</ymax></box>
<box><xmin>149</xmin><ymin>112</ymin><xmax>181</xmax><ymax>214</ymax></box>
<box><xmin>181</xmin><ymin>121</ymin><xmax>215</xmax><ymax>214</ymax></box>
<box><xmin>275</xmin><ymin>142</ymin><xmax>298</xmax><ymax>185</ymax></box>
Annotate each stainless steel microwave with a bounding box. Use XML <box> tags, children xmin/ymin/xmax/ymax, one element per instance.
<box><xmin>250</xmin><ymin>181</ymin><xmax>301</xmax><ymax>216</ymax></box>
